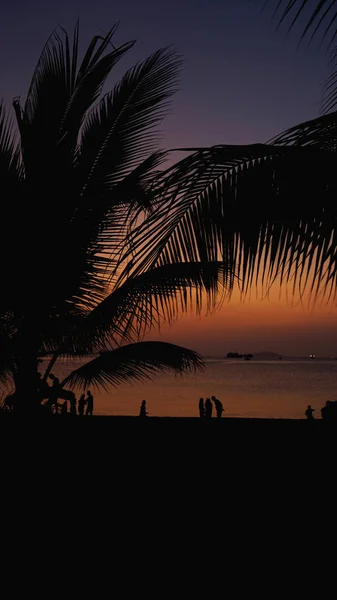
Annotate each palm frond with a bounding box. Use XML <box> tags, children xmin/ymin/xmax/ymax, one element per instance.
<box><xmin>321</xmin><ymin>45</ymin><xmax>337</xmax><ymax>112</ymax></box>
<box><xmin>86</xmin><ymin>261</ymin><xmax>233</xmax><ymax>348</ymax></box>
<box><xmin>119</xmin><ymin>115</ymin><xmax>337</xmax><ymax>299</ymax></box>
<box><xmin>60</xmin><ymin>341</ymin><xmax>204</xmax><ymax>390</ymax></box>
<box><xmin>15</xmin><ymin>23</ymin><xmax>134</xmax><ymax>180</ymax></box>
<box><xmin>0</xmin><ymin>103</ymin><xmax>22</xmax><ymax>316</ymax></box>
<box><xmin>61</xmin><ymin>30</ymin><xmax>135</xmax><ymax>152</ymax></box>
<box><xmin>71</xmin><ymin>151</ymin><xmax>167</xmax><ymax>267</ymax></box>
<box><xmin>269</xmin><ymin>109</ymin><xmax>337</xmax><ymax>147</ymax></box>
<box><xmin>0</xmin><ymin>101</ymin><xmax>20</xmax><ymax>179</ymax></box>
<box><xmin>264</xmin><ymin>0</ymin><xmax>337</xmax><ymax>45</ymax></box>
<box><xmin>259</xmin><ymin>3</ymin><xmax>337</xmax><ymax>113</ymax></box>
<box><xmin>79</xmin><ymin>47</ymin><xmax>182</xmax><ymax>195</ymax></box>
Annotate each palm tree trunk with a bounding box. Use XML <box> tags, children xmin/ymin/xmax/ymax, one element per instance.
<box><xmin>42</xmin><ymin>351</ymin><xmax>59</xmax><ymax>382</ymax></box>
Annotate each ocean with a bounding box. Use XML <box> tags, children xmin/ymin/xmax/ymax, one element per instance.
<box><xmin>44</xmin><ymin>357</ymin><xmax>337</xmax><ymax>419</ymax></box>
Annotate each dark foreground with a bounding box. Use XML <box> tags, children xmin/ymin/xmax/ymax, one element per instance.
<box><xmin>1</xmin><ymin>414</ymin><xmax>335</xmax><ymax>460</ymax></box>
<box><xmin>1</xmin><ymin>416</ymin><xmax>335</xmax><ymax>530</ymax></box>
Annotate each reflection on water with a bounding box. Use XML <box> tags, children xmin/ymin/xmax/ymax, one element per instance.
<box><xmin>43</xmin><ymin>358</ymin><xmax>337</xmax><ymax>419</ymax></box>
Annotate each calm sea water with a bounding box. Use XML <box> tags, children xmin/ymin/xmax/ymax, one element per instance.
<box><xmin>45</xmin><ymin>357</ymin><xmax>337</xmax><ymax>419</ymax></box>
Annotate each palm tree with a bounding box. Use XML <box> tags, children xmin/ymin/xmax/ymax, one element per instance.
<box><xmin>5</xmin><ymin>15</ymin><xmax>334</xmax><ymax>415</ymax></box>
<box><xmin>1</xmin><ymin>23</ymin><xmax>235</xmax><ymax>413</ymax></box>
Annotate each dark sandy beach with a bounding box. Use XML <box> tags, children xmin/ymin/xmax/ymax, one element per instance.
<box><xmin>1</xmin><ymin>414</ymin><xmax>335</xmax><ymax>458</ymax></box>
<box><xmin>1</xmin><ymin>415</ymin><xmax>335</xmax><ymax>507</ymax></box>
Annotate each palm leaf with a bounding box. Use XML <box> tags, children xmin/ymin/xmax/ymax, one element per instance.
<box><xmin>5</xmin><ymin>25</ymin><xmax>139</xmax><ymax>319</ymax></box>
<box><xmin>321</xmin><ymin>45</ymin><xmax>337</xmax><ymax>112</ymax></box>
<box><xmin>0</xmin><ymin>103</ymin><xmax>22</xmax><ymax>316</ymax></box>
<box><xmin>60</xmin><ymin>341</ymin><xmax>204</xmax><ymax>390</ymax></box>
<box><xmin>68</xmin><ymin>47</ymin><xmax>182</xmax><ymax>279</ymax></box>
<box><xmin>269</xmin><ymin>109</ymin><xmax>337</xmax><ymax>147</ymax></box>
<box><xmin>263</xmin><ymin>0</ymin><xmax>337</xmax><ymax>44</ymax></box>
<box><xmin>14</xmin><ymin>24</ymin><xmax>134</xmax><ymax>184</ymax></box>
<box><xmin>120</xmin><ymin>112</ymin><xmax>337</xmax><ymax>300</ymax></box>
<box><xmin>41</xmin><ymin>262</ymin><xmax>232</xmax><ymax>367</ymax></box>
<box><xmin>71</xmin><ymin>151</ymin><xmax>168</xmax><ymax>269</ymax></box>
<box><xmin>0</xmin><ymin>101</ymin><xmax>20</xmax><ymax>179</ymax></box>
<box><xmin>78</xmin><ymin>48</ymin><xmax>182</xmax><ymax>196</ymax></box>
<box><xmin>86</xmin><ymin>261</ymin><xmax>233</xmax><ymax>348</ymax></box>
<box><xmin>261</xmin><ymin>2</ymin><xmax>337</xmax><ymax>112</ymax></box>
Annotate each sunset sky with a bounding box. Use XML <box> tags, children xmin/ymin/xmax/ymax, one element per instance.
<box><xmin>1</xmin><ymin>0</ymin><xmax>336</xmax><ymax>357</ymax></box>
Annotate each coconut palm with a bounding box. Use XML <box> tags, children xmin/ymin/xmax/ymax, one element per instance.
<box><xmin>1</xmin><ymin>23</ymin><xmax>237</xmax><ymax>412</ymax></box>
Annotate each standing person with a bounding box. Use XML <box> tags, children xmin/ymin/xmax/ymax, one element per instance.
<box><xmin>69</xmin><ymin>392</ymin><xmax>77</xmax><ymax>416</ymax></box>
<box><xmin>48</xmin><ymin>373</ymin><xmax>61</xmax><ymax>409</ymax></box>
<box><xmin>212</xmin><ymin>395</ymin><xmax>224</xmax><ymax>419</ymax></box>
<box><xmin>60</xmin><ymin>401</ymin><xmax>68</xmax><ymax>415</ymax></box>
<box><xmin>78</xmin><ymin>394</ymin><xmax>86</xmax><ymax>416</ymax></box>
<box><xmin>198</xmin><ymin>397</ymin><xmax>205</xmax><ymax>418</ymax></box>
<box><xmin>139</xmin><ymin>400</ymin><xmax>148</xmax><ymax>417</ymax></box>
<box><xmin>36</xmin><ymin>372</ymin><xmax>50</xmax><ymax>403</ymax></box>
<box><xmin>85</xmin><ymin>390</ymin><xmax>94</xmax><ymax>416</ymax></box>
<box><xmin>305</xmin><ymin>405</ymin><xmax>315</xmax><ymax>420</ymax></box>
<box><xmin>204</xmin><ymin>398</ymin><xmax>212</xmax><ymax>418</ymax></box>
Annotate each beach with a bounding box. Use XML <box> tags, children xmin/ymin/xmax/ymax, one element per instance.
<box><xmin>2</xmin><ymin>414</ymin><xmax>334</xmax><ymax>509</ymax></box>
<box><xmin>45</xmin><ymin>357</ymin><xmax>337</xmax><ymax>419</ymax></box>
<box><xmin>2</xmin><ymin>413</ymin><xmax>335</xmax><ymax>452</ymax></box>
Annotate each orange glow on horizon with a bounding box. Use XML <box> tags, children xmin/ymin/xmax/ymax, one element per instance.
<box><xmin>146</xmin><ymin>276</ymin><xmax>337</xmax><ymax>357</ymax></box>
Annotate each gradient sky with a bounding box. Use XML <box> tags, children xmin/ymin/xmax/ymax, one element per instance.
<box><xmin>1</xmin><ymin>0</ymin><xmax>336</xmax><ymax>356</ymax></box>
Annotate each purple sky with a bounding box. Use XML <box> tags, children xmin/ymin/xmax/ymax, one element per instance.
<box><xmin>0</xmin><ymin>0</ymin><xmax>328</xmax><ymax>147</ymax></box>
<box><xmin>1</xmin><ymin>0</ymin><xmax>335</xmax><ymax>356</ymax></box>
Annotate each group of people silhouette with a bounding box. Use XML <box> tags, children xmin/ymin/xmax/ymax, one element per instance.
<box><xmin>199</xmin><ymin>396</ymin><xmax>224</xmax><ymax>418</ymax></box>
<box><xmin>2</xmin><ymin>371</ymin><xmax>94</xmax><ymax>415</ymax></box>
<box><xmin>305</xmin><ymin>400</ymin><xmax>337</xmax><ymax>421</ymax></box>
<box><xmin>37</xmin><ymin>372</ymin><xmax>94</xmax><ymax>415</ymax></box>
<box><xmin>138</xmin><ymin>396</ymin><xmax>224</xmax><ymax>418</ymax></box>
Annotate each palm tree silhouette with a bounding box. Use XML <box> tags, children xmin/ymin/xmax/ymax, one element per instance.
<box><xmin>1</xmin><ymin>23</ymin><xmax>228</xmax><ymax>412</ymax></box>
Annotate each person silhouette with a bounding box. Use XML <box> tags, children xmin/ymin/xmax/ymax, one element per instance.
<box><xmin>69</xmin><ymin>392</ymin><xmax>77</xmax><ymax>416</ymax></box>
<box><xmin>49</xmin><ymin>373</ymin><xmax>60</xmax><ymax>387</ymax></box>
<box><xmin>198</xmin><ymin>397</ymin><xmax>205</xmax><ymax>418</ymax></box>
<box><xmin>78</xmin><ymin>393</ymin><xmax>86</xmax><ymax>416</ymax></box>
<box><xmin>61</xmin><ymin>401</ymin><xmax>68</xmax><ymax>415</ymax></box>
<box><xmin>204</xmin><ymin>398</ymin><xmax>212</xmax><ymax>418</ymax></box>
<box><xmin>139</xmin><ymin>400</ymin><xmax>148</xmax><ymax>417</ymax></box>
<box><xmin>47</xmin><ymin>373</ymin><xmax>61</xmax><ymax>410</ymax></box>
<box><xmin>305</xmin><ymin>405</ymin><xmax>315</xmax><ymax>420</ymax></box>
<box><xmin>212</xmin><ymin>395</ymin><xmax>224</xmax><ymax>419</ymax></box>
<box><xmin>85</xmin><ymin>390</ymin><xmax>94</xmax><ymax>416</ymax></box>
<box><xmin>36</xmin><ymin>372</ymin><xmax>50</xmax><ymax>404</ymax></box>
<box><xmin>320</xmin><ymin>400</ymin><xmax>337</xmax><ymax>420</ymax></box>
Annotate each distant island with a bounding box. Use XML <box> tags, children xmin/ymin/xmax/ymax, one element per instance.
<box><xmin>224</xmin><ymin>351</ymin><xmax>284</xmax><ymax>360</ymax></box>
<box><xmin>225</xmin><ymin>352</ymin><xmax>254</xmax><ymax>360</ymax></box>
<box><xmin>253</xmin><ymin>352</ymin><xmax>284</xmax><ymax>360</ymax></box>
